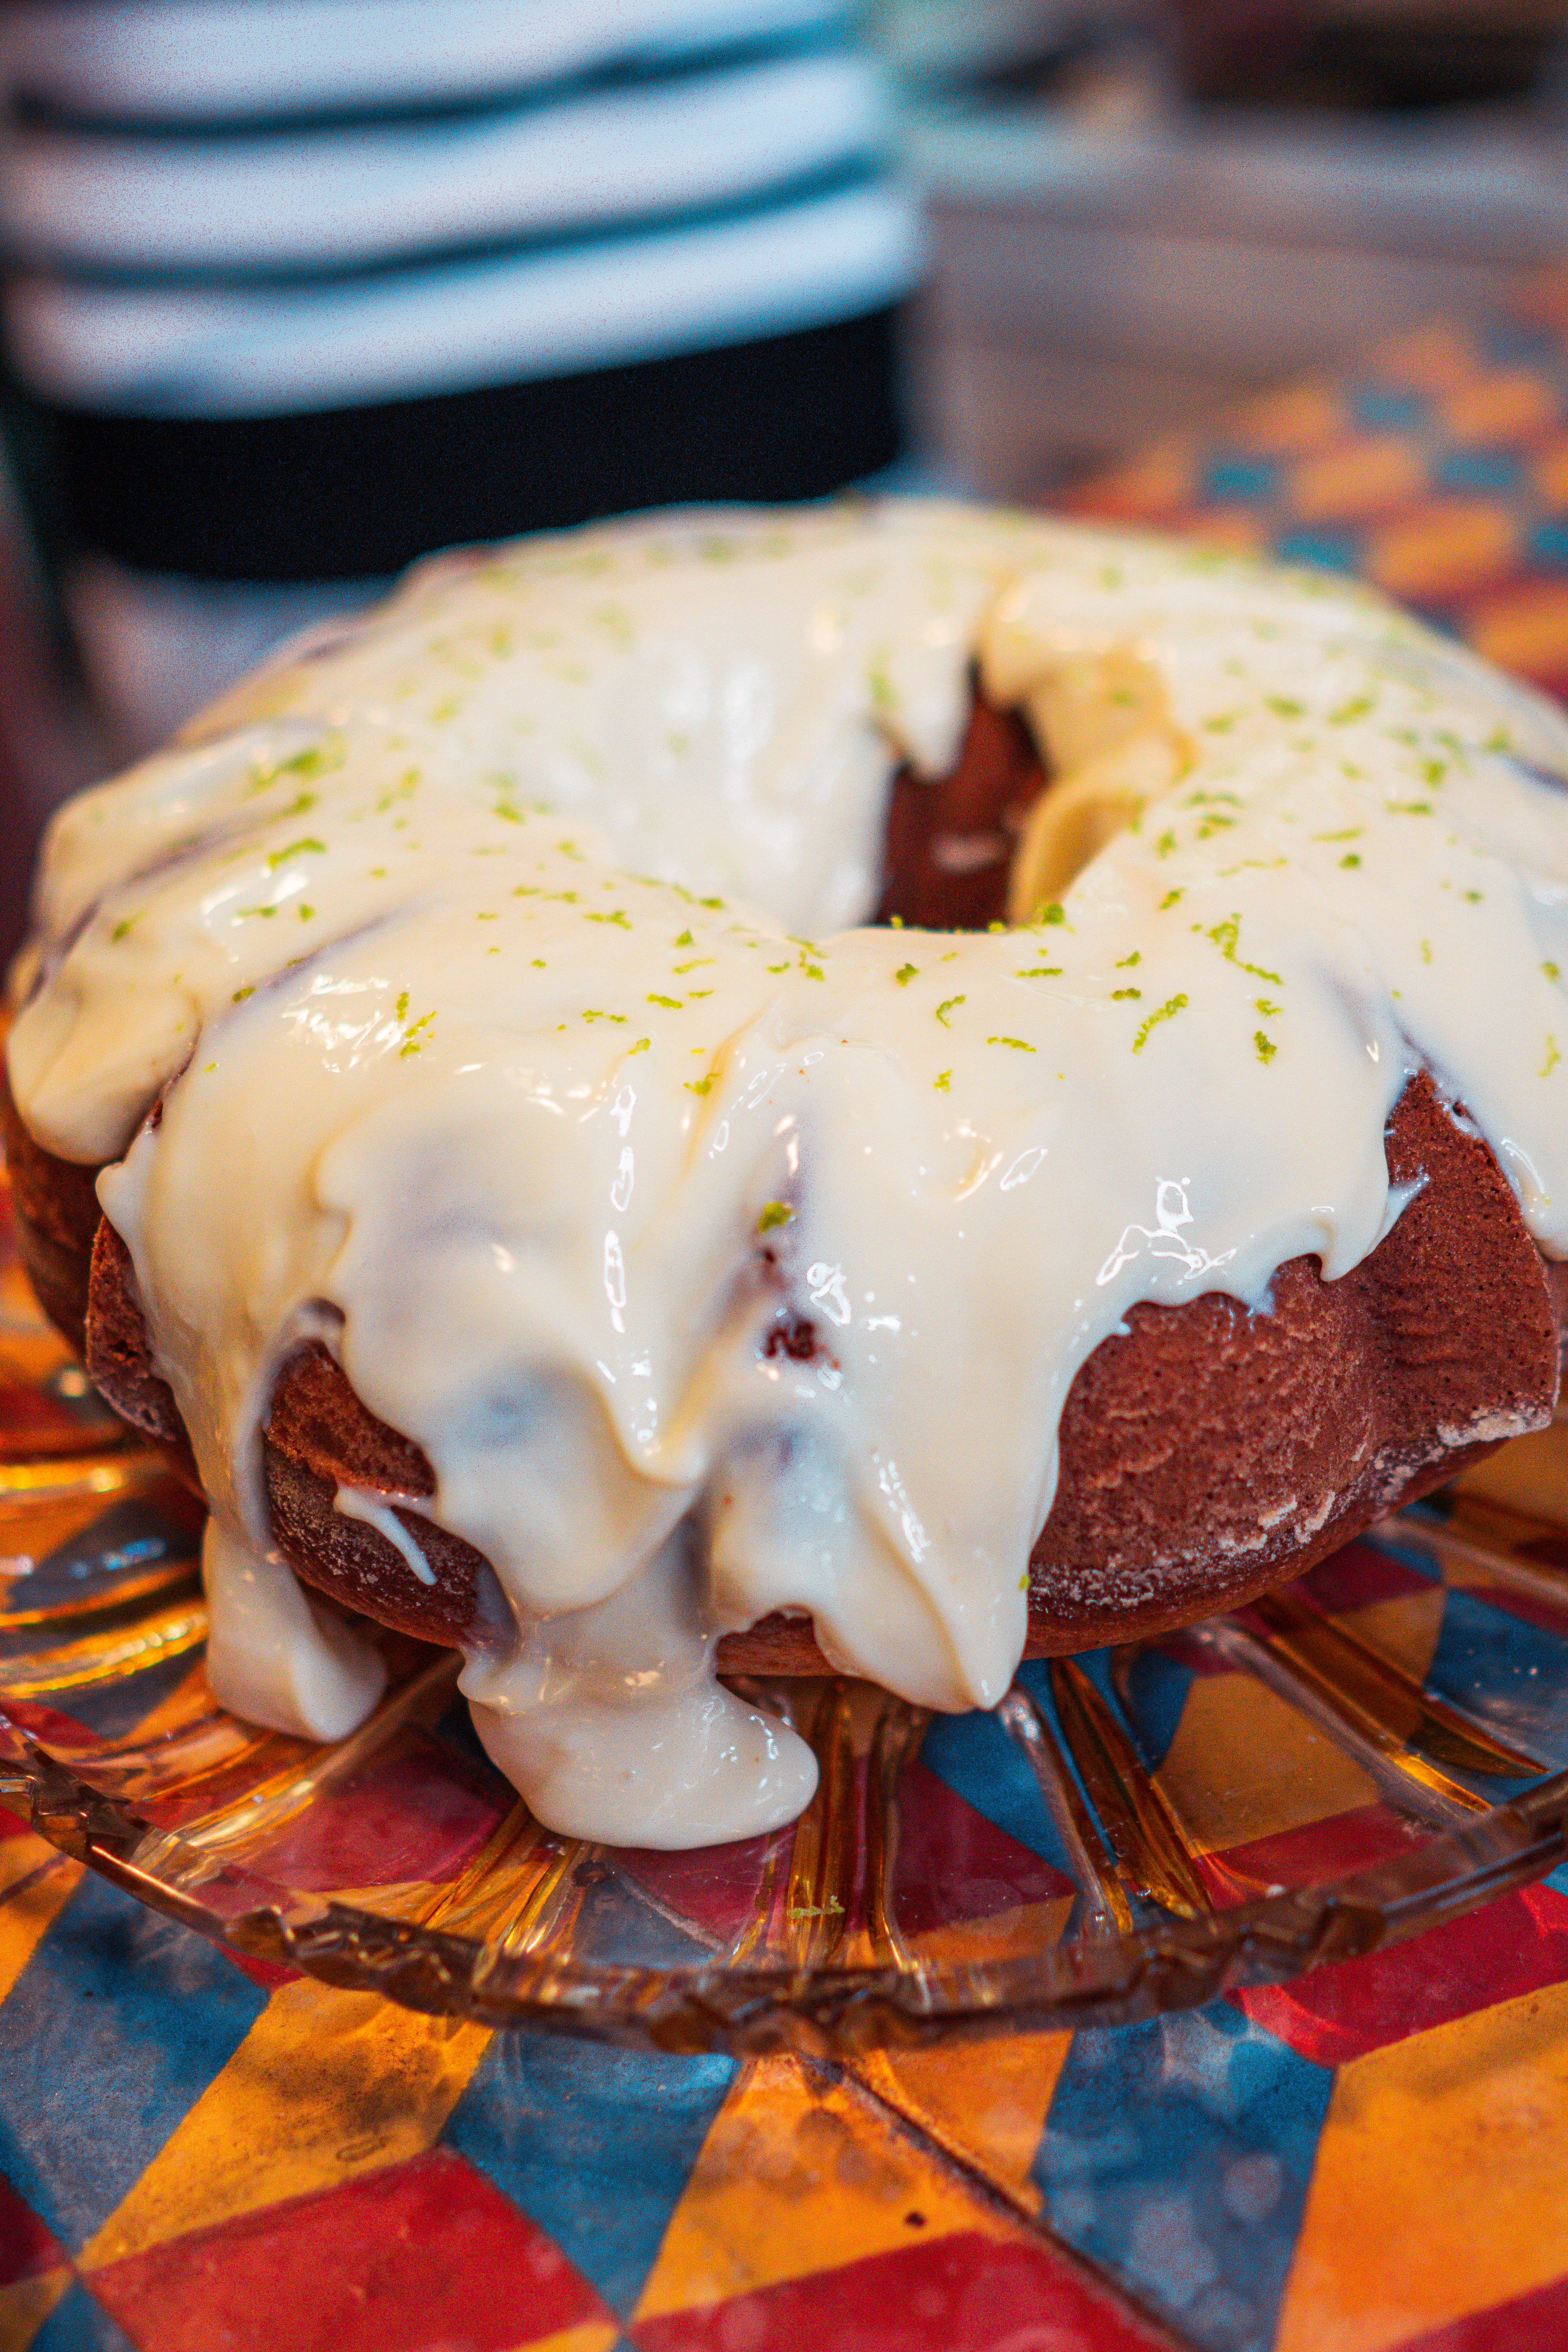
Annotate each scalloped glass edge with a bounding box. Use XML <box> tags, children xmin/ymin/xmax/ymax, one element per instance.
<box><xmin>5</xmin><ymin>1700</ymin><xmax>1567</xmax><ymax>2055</ymax></box>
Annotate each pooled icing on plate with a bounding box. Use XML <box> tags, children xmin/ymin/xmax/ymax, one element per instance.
<box><xmin>10</xmin><ymin>501</ymin><xmax>1568</xmax><ymax>1845</ymax></box>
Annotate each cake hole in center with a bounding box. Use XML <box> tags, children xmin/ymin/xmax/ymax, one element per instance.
<box><xmin>873</xmin><ymin>677</ymin><xmax>1047</xmax><ymax>933</ymax></box>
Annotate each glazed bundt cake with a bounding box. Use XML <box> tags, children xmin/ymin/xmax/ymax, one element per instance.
<box><xmin>6</xmin><ymin>503</ymin><xmax>1568</xmax><ymax>1845</ymax></box>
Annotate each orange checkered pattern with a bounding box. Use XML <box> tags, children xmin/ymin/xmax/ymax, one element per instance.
<box><xmin>1063</xmin><ymin>284</ymin><xmax>1568</xmax><ymax>718</ymax></box>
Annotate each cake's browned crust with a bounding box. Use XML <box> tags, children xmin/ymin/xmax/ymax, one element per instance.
<box><xmin>1027</xmin><ymin>1070</ymin><xmax>1566</xmax><ymax>1645</ymax></box>
<box><xmin>5</xmin><ymin>682</ymin><xmax>1564</xmax><ymax>1677</ymax></box>
<box><xmin>1</xmin><ymin>1071</ymin><xmax>103</xmax><ymax>1344</ymax></box>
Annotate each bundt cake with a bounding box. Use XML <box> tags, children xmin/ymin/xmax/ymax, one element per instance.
<box><xmin>6</xmin><ymin>501</ymin><xmax>1568</xmax><ymax>1846</ymax></box>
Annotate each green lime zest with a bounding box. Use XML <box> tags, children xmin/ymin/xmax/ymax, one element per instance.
<box><xmin>1131</xmin><ymin>993</ymin><xmax>1188</xmax><ymax>1054</ymax></box>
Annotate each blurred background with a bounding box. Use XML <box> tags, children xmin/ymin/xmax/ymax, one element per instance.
<box><xmin>4</xmin><ymin>0</ymin><xmax>1568</xmax><ymax>959</ymax></box>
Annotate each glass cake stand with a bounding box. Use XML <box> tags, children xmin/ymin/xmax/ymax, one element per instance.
<box><xmin>4</xmin><ymin>1161</ymin><xmax>1568</xmax><ymax>2054</ymax></box>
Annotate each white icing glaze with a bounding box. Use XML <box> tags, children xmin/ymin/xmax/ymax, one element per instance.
<box><xmin>458</xmin><ymin>1526</ymin><xmax>819</xmax><ymax>1844</ymax></box>
<box><xmin>201</xmin><ymin>1515</ymin><xmax>387</xmax><ymax>1740</ymax></box>
<box><xmin>333</xmin><ymin>1485</ymin><xmax>437</xmax><ymax>1583</ymax></box>
<box><xmin>10</xmin><ymin>501</ymin><xmax>1568</xmax><ymax>1846</ymax></box>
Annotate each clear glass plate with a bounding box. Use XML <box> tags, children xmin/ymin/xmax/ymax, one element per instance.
<box><xmin>5</xmin><ymin>1160</ymin><xmax>1568</xmax><ymax>2054</ymax></box>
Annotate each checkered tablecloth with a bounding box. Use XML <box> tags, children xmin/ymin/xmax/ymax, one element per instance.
<box><xmin>1058</xmin><ymin>286</ymin><xmax>1568</xmax><ymax>707</ymax></box>
<box><xmin>9</xmin><ymin>1767</ymin><xmax>1568</xmax><ymax>2352</ymax></box>
<box><xmin>12</xmin><ymin>292</ymin><xmax>1568</xmax><ymax>2352</ymax></box>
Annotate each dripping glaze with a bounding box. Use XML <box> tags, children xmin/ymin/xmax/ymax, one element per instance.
<box><xmin>10</xmin><ymin>501</ymin><xmax>1568</xmax><ymax>1845</ymax></box>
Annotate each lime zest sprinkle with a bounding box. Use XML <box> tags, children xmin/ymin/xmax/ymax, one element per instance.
<box><xmin>1016</xmin><ymin>965</ymin><xmax>1062</xmax><ymax>979</ymax></box>
<box><xmin>267</xmin><ymin>837</ymin><xmax>326</xmax><ymax>868</ymax></box>
<box><xmin>582</xmin><ymin>1009</ymin><xmax>626</xmax><ymax>1024</ymax></box>
<box><xmin>628</xmin><ymin>1037</ymin><xmax>651</xmax><ymax>1055</ymax></box>
<box><xmin>933</xmin><ymin>1069</ymin><xmax>951</xmax><ymax>1091</ymax></box>
<box><xmin>399</xmin><ymin>1011</ymin><xmax>436</xmax><ymax>1058</ymax></box>
<box><xmin>1544</xmin><ymin>1036</ymin><xmax>1561</xmax><ymax>1078</ymax></box>
<box><xmin>1158</xmin><ymin>889</ymin><xmax>1183</xmax><ymax>910</ymax></box>
<box><xmin>1255</xmin><ymin>1031</ymin><xmax>1278</xmax><ymax>1064</ymax></box>
<box><xmin>1132</xmin><ymin>994</ymin><xmax>1188</xmax><ymax>1053</ymax></box>
<box><xmin>894</xmin><ymin>962</ymin><xmax>918</xmax><ymax>986</ymax></box>
<box><xmin>1207</xmin><ymin>914</ymin><xmax>1282</xmax><ymax>986</ymax></box>
<box><xmin>231</xmin><ymin>985</ymin><xmax>254</xmax><ymax>1002</ymax></box>
<box><xmin>757</xmin><ymin>1201</ymin><xmax>794</xmax><ymax>1232</ymax></box>
<box><xmin>935</xmin><ymin>996</ymin><xmax>965</xmax><ymax>1027</ymax></box>
<box><xmin>1116</xmin><ymin>950</ymin><xmax>1142</xmax><ymax>968</ymax></box>
<box><xmin>246</xmin><ymin>740</ymin><xmax>340</xmax><ymax>796</ymax></box>
<box><xmin>1111</xmin><ymin>987</ymin><xmax>1142</xmax><ymax>1001</ymax></box>
<box><xmin>685</xmin><ymin>1074</ymin><xmax>716</xmax><ymax>1096</ymax></box>
<box><xmin>988</xmin><ymin>1034</ymin><xmax>1036</xmax><ymax>1051</ymax></box>
<box><xmin>647</xmin><ymin>993</ymin><xmax>682</xmax><ymax>1009</ymax></box>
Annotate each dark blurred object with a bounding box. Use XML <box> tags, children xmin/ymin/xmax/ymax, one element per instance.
<box><xmin>873</xmin><ymin>1</ymin><xmax>1136</xmax><ymax>98</ymax></box>
<box><xmin>882</xmin><ymin>4</ymin><xmax>1150</xmax><ymax>102</ymax></box>
<box><xmin>0</xmin><ymin>554</ymin><xmax>102</xmax><ymax>967</ymax></box>
<box><xmin>0</xmin><ymin>639</ymin><xmax>36</xmax><ymax>967</ymax></box>
<box><xmin>17</xmin><ymin>311</ymin><xmax>904</xmax><ymax>587</ymax></box>
<box><xmin>1166</xmin><ymin>1</ymin><xmax>1568</xmax><ymax>111</ymax></box>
